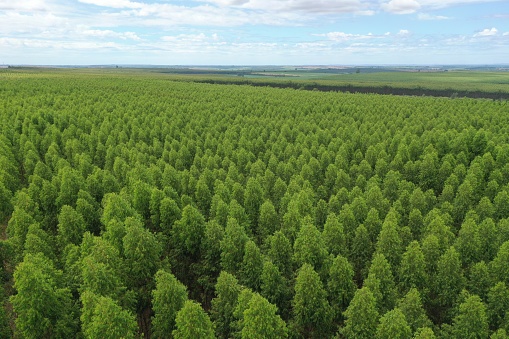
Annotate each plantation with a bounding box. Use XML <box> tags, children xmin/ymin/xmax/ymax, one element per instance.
<box><xmin>1</xmin><ymin>70</ymin><xmax>509</xmax><ymax>338</ymax></box>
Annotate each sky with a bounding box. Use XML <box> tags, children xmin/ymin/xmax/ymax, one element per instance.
<box><xmin>0</xmin><ymin>0</ymin><xmax>508</xmax><ymax>65</ymax></box>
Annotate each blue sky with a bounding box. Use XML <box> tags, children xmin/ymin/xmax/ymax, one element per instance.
<box><xmin>0</xmin><ymin>0</ymin><xmax>508</xmax><ymax>65</ymax></box>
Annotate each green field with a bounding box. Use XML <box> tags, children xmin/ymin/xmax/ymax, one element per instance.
<box><xmin>1</xmin><ymin>70</ymin><xmax>509</xmax><ymax>338</ymax></box>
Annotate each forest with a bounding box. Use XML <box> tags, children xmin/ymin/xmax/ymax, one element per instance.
<box><xmin>1</xmin><ymin>70</ymin><xmax>509</xmax><ymax>338</ymax></box>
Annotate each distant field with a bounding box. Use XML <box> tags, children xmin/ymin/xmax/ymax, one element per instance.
<box><xmin>2</xmin><ymin>67</ymin><xmax>508</xmax><ymax>98</ymax></box>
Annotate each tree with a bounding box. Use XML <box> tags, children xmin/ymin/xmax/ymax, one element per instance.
<box><xmin>258</xmin><ymin>200</ymin><xmax>279</xmax><ymax>242</ymax></box>
<box><xmin>123</xmin><ymin>218</ymin><xmax>162</xmax><ymax>289</ymax></box>
<box><xmin>350</xmin><ymin>224</ymin><xmax>373</xmax><ymax>281</ymax></box>
<box><xmin>399</xmin><ymin>241</ymin><xmax>427</xmax><ymax>294</ymax></box>
<box><xmin>220</xmin><ymin>217</ymin><xmax>249</xmax><ymax>275</ymax></box>
<box><xmin>260</xmin><ymin>260</ymin><xmax>290</xmax><ymax>320</ymax></box>
<box><xmin>413</xmin><ymin>327</ymin><xmax>436</xmax><ymax>338</ymax></box>
<box><xmin>327</xmin><ymin>255</ymin><xmax>356</xmax><ymax>322</ymax></box>
<box><xmin>487</xmin><ymin>282</ymin><xmax>509</xmax><ymax>331</ymax></box>
<box><xmin>293</xmin><ymin>216</ymin><xmax>328</xmax><ymax>275</ymax></box>
<box><xmin>451</xmin><ymin>294</ymin><xmax>489</xmax><ymax>339</ymax></box>
<box><xmin>375</xmin><ymin>215</ymin><xmax>403</xmax><ymax>269</ymax></box>
<box><xmin>454</xmin><ymin>217</ymin><xmax>481</xmax><ymax>266</ymax></box>
<box><xmin>172</xmin><ymin>204</ymin><xmax>206</xmax><ymax>257</ymax></box>
<box><xmin>211</xmin><ymin>271</ymin><xmax>242</xmax><ymax>339</ymax></box>
<box><xmin>173</xmin><ymin>300</ymin><xmax>215</xmax><ymax>339</ymax></box>
<box><xmin>241</xmin><ymin>293</ymin><xmax>288</xmax><ymax>339</ymax></box>
<box><xmin>432</xmin><ymin>246</ymin><xmax>465</xmax><ymax>323</ymax></box>
<box><xmin>376</xmin><ymin>308</ymin><xmax>412</xmax><ymax>339</ymax></box>
<box><xmin>468</xmin><ymin>261</ymin><xmax>491</xmax><ymax>301</ymax></box>
<box><xmin>244</xmin><ymin>177</ymin><xmax>264</xmax><ymax>232</ymax></box>
<box><xmin>81</xmin><ymin>291</ymin><xmax>137</xmax><ymax>339</ymax></box>
<box><xmin>11</xmin><ymin>253</ymin><xmax>77</xmax><ymax>338</ymax></box>
<box><xmin>292</xmin><ymin>263</ymin><xmax>332</xmax><ymax>338</ymax></box>
<box><xmin>341</xmin><ymin>287</ymin><xmax>379</xmax><ymax>339</ymax></box>
<box><xmin>159</xmin><ymin>197</ymin><xmax>181</xmax><ymax>235</ymax></box>
<box><xmin>490</xmin><ymin>240</ymin><xmax>509</xmax><ymax>286</ymax></box>
<box><xmin>266</xmin><ymin>231</ymin><xmax>293</xmax><ymax>279</ymax></box>
<box><xmin>56</xmin><ymin>166</ymin><xmax>84</xmax><ymax>208</ymax></box>
<box><xmin>151</xmin><ymin>270</ymin><xmax>188</xmax><ymax>338</ymax></box>
<box><xmin>240</xmin><ymin>240</ymin><xmax>264</xmax><ymax>292</ymax></box>
<box><xmin>57</xmin><ymin>205</ymin><xmax>86</xmax><ymax>247</ymax></box>
<box><xmin>397</xmin><ymin>288</ymin><xmax>432</xmax><ymax>333</ymax></box>
<box><xmin>322</xmin><ymin>212</ymin><xmax>346</xmax><ymax>257</ymax></box>
<box><xmin>364</xmin><ymin>253</ymin><xmax>397</xmax><ymax>314</ymax></box>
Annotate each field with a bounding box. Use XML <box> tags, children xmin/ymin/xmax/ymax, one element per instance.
<box><xmin>1</xmin><ymin>69</ymin><xmax>509</xmax><ymax>338</ymax></box>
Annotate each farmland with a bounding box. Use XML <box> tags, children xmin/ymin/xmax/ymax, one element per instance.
<box><xmin>1</xmin><ymin>69</ymin><xmax>509</xmax><ymax>338</ymax></box>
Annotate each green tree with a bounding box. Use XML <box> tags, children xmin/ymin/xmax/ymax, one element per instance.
<box><xmin>376</xmin><ymin>308</ymin><xmax>412</xmax><ymax>339</ymax></box>
<box><xmin>57</xmin><ymin>205</ymin><xmax>86</xmax><ymax>247</ymax></box>
<box><xmin>258</xmin><ymin>200</ymin><xmax>279</xmax><ymax>242</ymax></box>
<box><xmin>490</xmin><ymin>240</ymin><xmax>509</xmax><ymax>285</ymax></box>
<box><xmin>292</xmin><ymin>263</ymin><xmax>332</xmax><ymax>338</ymax></box>
<box><xmin>397</xmin><ymin>288</ymin><xmax>432</xmax><ymax>333</ymax></box>
<box><xmin>350</xmin><ymin>224</ymin><xmax>373</xmax><ymax>281</ymax></box>
<box><xmin>173</xmin><ymin>300</ymin><xmax>215</xmax><ymax>339</ymax></box>
<box><xmin>123</xmin><ymin>217</ymin><xmax>162</xmax><ymax>289</ymax></box>
<box><xmin>487</xmin><ymin>282</ymin><xmax>509</xmax><ymax>331</ymax></box>
<box><xmin>364</xmin><ymin>253</ymin><xmax>397</xmax><ymax>314</ymax></box>
<box><xmin>375</xmin><ymin>214</ymin><xmax>403</xmax><ymax>269</ymax></box>
<box><xmin>172</xmin><ymin>204</ymin><xmax>206</xmax><ymax>257</ymax></box>
<box><xmin>413</xmin><ymin>327</ymin><xmax>436</xmax><ymax>338</ymax></box>
<box><xmin>211</xmin><ymin>271</ymin><xmax>242</xmax><ymax>339</ymax></box>
<box><xmin>220</xmin><ymin>217</ymin><xmax>249</xmax><ymax>275</ymax></box>
<box><xmin>399</xmin><ymin>241</ymin><xmax>427</xmax><ymax>294</ymax></box>
<box><xmin>451</xmin><ymin>294</ymin><xmax>489</xmax><ymax>339</ymax></box>
<box><xmin>152</xmin><ymin>270</ymin><xmax>188</xmax><ymax>338</ymax></box>
<box><xmin>240</xmin><ymin>240</ymin><xmax>264</xmax><ymax>291</ymax></box>
<box><xmin>341</xmin><ymin>287</ymin><xmax>379</xmax><ymax>339</ymax></box>
<box><xmin>241</xmin><ymin>293</ymin><xmax>288</xmax><ymax>339</ymax></box>
<box><xmin>293</xmin><ymin>216</ymin><xmax>328</xmax><ymax>275</ymax></box>
<box><xmin>327</xmin><ymin>254</ymin><xmax>356</xmax><ymax>322</ymax></box>
<box><xmin>260</xmin><ymin>260</ymin><xmax>290</xmax><ymax>320</ymax></box>
<box><xmin>160</xmin><ymin>197</ymin><xmax>181</xmax><ymax>235</ymax></box>
<box><xmin>322</xmin><ymin>212</ymin><xmax>346</xmax><ymax>257</ymax></box>
<box><xmin>454</xmin><ymin>217</ymin><xmax>481</xmax><ymax>266</ymax></box>
<box><xmin>432</xmin><ymin>246</ymin><xmax>465</xmax><ymax>323</ymax></box>
<box><xmin>81</xmin><ymin>291</ymin><xmax>137</xmax><ymax>339</ymax></box>
<box><xmin>11</xmin><ymin>253</ymin><xmax>77</xmax><ymax>338</ymax></box>
<box><xmin>266</xmin><ymin>231</ymin><xmax>293</xmax><ymax>279</ymax></box>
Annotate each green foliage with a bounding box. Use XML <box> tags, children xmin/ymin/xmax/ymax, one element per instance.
<box><xmin>398</xmin><ymin>288</ymin><xmax>432</xmax><ymax>333</ymax></box>
<box><xmin>173</xmin><ymin>300</ymin><xmax>215</xmax><ymax>339</ymax></box>
<box><xmin>327</xmin><ymin>254</ymin><xmax>356</xmax><ymax>321</ymax></box>
<box><xmin>241</xmin><ymin>293</ymin><xmax>288</xmax><ymax>339</ymax></box>
<box><xmin>11</xmin><ymin>253</ymin><xmax>77</xmax><ymax>338</ymax></box>
<box><xmin>3</xmin><ymin>72</ymin><xmax>509</xmax><ymax>338</ymax></box>
<box><xmin>451</xmin><ymin>294</ymin><xmax>489</xmax><ymax>339</ymax></box>
<box><xmin>211</xmin><ymin>271</ymin><xmax>242</xmax><ymax>339</ymax></box>
<box><xmin>342</xmin><ymin>287</ymin><xmax>379</xmax><ymax>339</ymax></box>
<box><xmin>292</xmin><ymin>263</ymin><xmax>332</xmax><ymax>338</ymax></box>
<box><xmin>81</xmin><ymin>291</ymin><xmax>137</xmax><ymax>339</ymax></box>
<box><xmin>151</xmin><ymin>270</ymin><xmax>188</xmax><ymax>338</ymax></box>
<box><xmin>376</xmin><ymin>308</ymin><xmax>412</xmax><ymax>339</ymax></box>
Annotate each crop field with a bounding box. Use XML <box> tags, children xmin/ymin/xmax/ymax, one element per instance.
<box><xmin>1</xmin><ymin>70</ymin><xmax>509</xmax><ymax>338</ymax></box>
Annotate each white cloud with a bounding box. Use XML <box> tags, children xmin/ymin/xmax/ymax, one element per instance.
<box><xmin>474</xmin><ymin>27</ymin><xmax>498</xmax><ymax>37</ymax></box>
<box><xmin>418</xmin><ymin>13</ymin><xmax>450</xmax><ymax>20</ymax></box>
<box><xmin>0</xmin><ymin>0</ymin><xmax>50</xmax><ymax>11</ymax></box>
<box><xmin>78</xmin><ymin>0</ymin><xmax>142</xmax><ymax>9</ymax></box>
<box><xmin>82</xmin><ymin>29</ymin><xmax>141</xmax><ymax>40</ymax></box>
<box><xmin>199</xmin><ymin>0</ymin><xmax>369</xmax><ymax>14</ymax></box>
<box><xmin>381</xmin><ymin>0</ymin><xmax>421</xmax><ymax>14</ymax></box>
<box><xmin>398</xmin><ymin>29</ymin><xmax>411</xmax><ymax>36</ymax></box>
<box><xmin>315</xmin><ymin>31</ymin><xmax>379</xmax><ymax>42</ymax></box>
<box><xmin>504</xmin><ymin>32</ymin><xmax>509</xmax><ymax>36</ymax></box>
